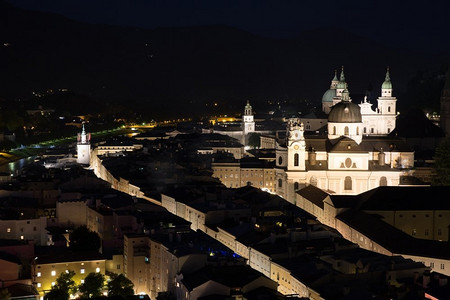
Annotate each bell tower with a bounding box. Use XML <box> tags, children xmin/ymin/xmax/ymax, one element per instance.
<box><xmin>77</xmin><ymin>123</ymin><xmax>91</xmax><ymax>165</ymax></box>
<box><xmin>287</xmin><ymin>118</ymin><xmax>306</xmax><ymax>171</ymax></box>
<box><xmin>242</xmin><ymin>100</ymin><xmax>255</xmax><ymax>134</ymax></box>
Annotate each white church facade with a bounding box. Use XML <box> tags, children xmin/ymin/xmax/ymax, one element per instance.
<box><xmin>322</xmin><ymin>67</ymin><xmax>397</xmax><ymax>136</ymax></box>
<box><xmin>274</xmin><ymin>68</ymin><xmax>413</xmax><ymax>203</ymax></box>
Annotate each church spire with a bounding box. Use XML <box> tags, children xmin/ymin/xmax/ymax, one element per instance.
<box><xmin>339</xmin><ymin>66</ymin><xmax>345</xmax><ymax>82</ymax></box>
<box><xmin>381</xmin><ymin>67</ymin><xmax>393</xmax><ymax>96</ymax></box>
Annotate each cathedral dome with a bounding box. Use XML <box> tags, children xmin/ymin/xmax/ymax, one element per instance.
<box><xmin>328</xmin><ymin>101</ymin><xmax>362</xmax><ymax>123</ymax></box>
<box><xmin>322</xmin><ymin>89</ymin><xmax>336</xmax><ymax>103</ymax></box>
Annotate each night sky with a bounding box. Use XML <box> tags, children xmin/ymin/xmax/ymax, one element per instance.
<box><xmin>7</xmin><ymin>0</ymin><xmax>450</xmax><ymax>52</ymax></box>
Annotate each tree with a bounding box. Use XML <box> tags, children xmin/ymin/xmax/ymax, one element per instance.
<box><xmin>0</xmin><ymin>289</ymin><xmax>11</xmax><ymax>300</ymax></box>
<box><xmin>248</xmin><ymin>133</ymin><xmax>261</xmax><ymax>149</ymax></box>
<box><xmin>79</xmin><ymin>272</ymin><xmax>105</xmax><ymax>298</ymax></box>
<box><xmin>107</xmin><ymin>273</ymin><xmax>134</xmax><ymax>297</ymax></box>
<box><xmin>432</xmin><ymin>138</ymin><xmax>450</xmax><ymax>186</ymax></box>
<box><xmin>44</xmin><ymin>270</ymin><xmax>77</xmax><ymax>300</ymax></box>
<box><xmin>69</xmin><ymin>225</ymin><xmax>101</xmax><ymax>252</ymax></box>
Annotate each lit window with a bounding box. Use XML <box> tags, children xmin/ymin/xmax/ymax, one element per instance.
<box><xmin>51</xmin><ymin>271</ymin><xmax>56</xmax><ymax>276</ymax></box>
<box><xmin>51</xmin><ymin>282</ymin><xmax>55</xmax><ymax>286</ymax></box>
<box><xmin>81</xmin><ymin>279</ymin><xmax>84</xmax><ymax>284</ymax></box>
<box><xmin>20</xmin><ymin>236</ymin><xmax>24</xmax><ymax>240</ymax></box>
<box><xmin>96</xmin><ymin>267</ymin><xmax>100</xmax><ymax>273</ymax></box>
<box><xmin>37</xmin><ymin>272</ymin><xmax>41</xmax><ymax>277</ymax></box>
<box><xmin>81</xmin><ymin>269</ymin><xmax>85</xmax><ymax>274</ymax></box>
<box><xmin>37</xmin><ymin>283</ymin><xmax>41</xmax><ymax>288</ymax></box>
<box><xmin>7</xmin><ymin>228</ymin><xmax>11</xmax><ymax>233</ymax></box>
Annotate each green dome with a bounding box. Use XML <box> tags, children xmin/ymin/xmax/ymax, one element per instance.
<box><xmin>382</xmin><ymin>68</ymin><xmax>392</xmax><ymax>89</ymax></box>
<box><xmin>337</xmin><ymin>81</ymin><xmax>347</xmax><ymax>89</ymax></box>
<box><xmin>322</xmin><ymin>89</ymin><xmax>336</xmax><ymax>103</ymax></box>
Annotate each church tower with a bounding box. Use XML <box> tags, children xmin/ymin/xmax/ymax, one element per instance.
<box><xmin>322</xmin><ymin>70</ymin><xmax>339</xmax><ymax>114</ymax></box>
<box><xmin>77</xmin><ymin>124</ymin><xmax>91</xmax><ymax>165</ymax></box>
<box><xmin>287</xmin><ymin>118</ymin><xmax>306</xmax><ymax>171</ymax></box>
<box><xmin>334</xmin><ymin>67</ymin><xmax>348</xmax><ymax>105</ymax></box>
<box><xmin>242</xmin><ymin>100</ymin><xmax>255</xmax><ymax>135</ymax></box>
<box><xmin>376</xmin><ymin>67</ymin><xmax>397</xmax><ymax>134</ymax></box>
<box><xmin>440</xmin><ymin>67</ymin><xmax>450</xmax><ymax>137</ymax></box>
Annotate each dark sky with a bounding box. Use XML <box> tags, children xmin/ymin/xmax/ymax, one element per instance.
<box><xmin>7</xmin><ymin>0</ymin><xmax>450</xmax><ymax>52</ymax></box>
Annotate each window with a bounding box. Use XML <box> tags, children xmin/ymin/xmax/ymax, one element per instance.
<box><xmin>333</xmin><ymin>126</ymin><xmax>336</xmax><ymax>135</ymax></box>
<box><xmin>344</xmin><ymin>176</ymin><xmax>352</xmax><ymax>191</ymax></box>
<box><xmin>294</xmin><ymin>153</ymin><xmax>299</xmax><ymax>166</ymax></box>
<box><xmin>81</xmin><ymin>268</ymin><xmax>85</xmax><ymax>274</ymax></box>
<box><xmin>412</xmin><ymin>229</ymin><xmax>416</xmax><ymax>236</ymax></box>
<box><xmin>425</xmin><ymin>229</ymin><xmax>429</xmax><ymax>236</ymax></box>
<box><xmin>96</xmin><ymin>267</ymin><xmax>100</xmax><ymax>273</ymax></box>
<box><xmin>294</xmin><ymin>182</ymin><xmax>299</xmax><ymax>191</ymax></box>
<box><xmin>371</xmin><ymin>128</ymin><xmax>374</xmax><ymax>134</ymax></box>
<box><xmin>7</xmin><ymin>228</ymin><xmax>10</xmax><ymax>233</ymax></box>
<box><xmin>344</xmin><ymin>126</ymin><xmax>349</xmax><ymax>135</ymax></box>
<box><xmin>388</xmin><ymin>106</ymin><xmax>391</xmax><ymax>112</ymax></box>
<box><xmin>345</xmin><ymin>158</ymin><xmax>352</xmax><ymax>168</ymax></box>
<box><xmin>278</xmin><ymin>179</ymin><xmax>282</xmax><ymax>188</ymax></box>
<box><xmin>387</xmin><ymin>128</ymin><xmax>391</xmax><ymax>133</ymax></box>
<box><xmin>51</xmin><ymin>270</ymin><xmax>56</xmax><ymax>276</ymax></box>
<box><xmin>430</xmin><ymin>262</ymin><xmax>434</xmax><ymax>268</ymax></box>
<box><xmin>37</xmin><ymin>283</ymin><xmax>41</xmax><ymax>288</ymax></box>
<box><xmin>310</xmin><ymin>176</ymin><xmax>318</xmax><ymax>187</ymax></box>
<box><xmin>356</xmin><ymin>127</ymin><xmax>359</xmax><ymax>135</ymax></box>
<box><xmin>81</xmin><ymin>279</ymin><xmax>85</xmax><ymax>284</ymax></box>
<box><xmin>51</xmin><ymin>282</ymin><xmax>55</xmax><ymax>287</ymax></box>
<box><xmin>363</xmin><ymin>127</ymin><xmax>367</xmax><ymax>134</ymax></box>
<box><xmin>380</xmin><ymin>176</ymin><xmax>387</xmax><ymax>186</ymax></box>
<box><xmin>37</xmin><ymin>272</ymin><xmax>41</xmax><ymax>277</ymax></box>
<box><xmin>278</xmin><ymin>156</ymin><xmax>283</xmax><ymax>165</ymax></box>
<box><xmin>438</xmin><ymin>229</ymin><xmax>442</xmax><ymax>236</ymax></box>
<box><xmin>441</xmin><ymin>264</ymin><xmax>445</xmax><ymax>270</ymax></box>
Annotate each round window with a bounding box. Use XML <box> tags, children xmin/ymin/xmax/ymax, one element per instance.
<box><xmin>345</xmin><ymin>158</ymin><xmax>352</xmax><ymax>168</ymax></box>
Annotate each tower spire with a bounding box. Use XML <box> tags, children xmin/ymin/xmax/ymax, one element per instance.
<box><xmin>340</xmin><ymin>66</ymin><xmax>345</xmax><ymax>82</ymax></box>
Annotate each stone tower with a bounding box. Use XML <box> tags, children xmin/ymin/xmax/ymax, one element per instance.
<box><xmin>77</xmin><ymin>124</ymin><xmax>91</xmax><ymax>165</ymax></box>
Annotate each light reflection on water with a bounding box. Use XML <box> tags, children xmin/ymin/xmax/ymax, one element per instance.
<box><xmin>1</xmin><ymin>156</ymin><xmax>36</xmax><ymax>175</ymax></box>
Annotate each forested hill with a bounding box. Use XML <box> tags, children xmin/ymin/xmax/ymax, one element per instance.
<box><xmin>1</xmin><ymin>0</ymin><xmax>448</xmax><ymax>119</ymax></box>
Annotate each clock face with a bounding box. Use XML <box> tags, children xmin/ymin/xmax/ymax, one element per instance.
<box><xmin>294</xmin><ymin>145</ymin><xmax>299</xmax><ymax>150</ymax></box>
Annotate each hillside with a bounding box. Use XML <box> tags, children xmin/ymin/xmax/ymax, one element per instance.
<box><xmin>1</xmin><ymin>1</ymin><xmax>449</xmax><ymax>119</ymax></box>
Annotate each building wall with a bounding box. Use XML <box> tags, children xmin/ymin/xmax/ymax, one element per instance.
<box><xmin>34</xmin><ymin>259</ymin><xmax>106</xmax><ymax>298</ymax></box>
<box><xmin>0</xmin><ymin>217</ymin><xmax>49</xmax><ymax>246</ymax></box>
<box><xmin>365</xmin><ymin>210</ymin><xmax>450</xmax><ymax>242</ymax></box>
<box><xmin>249</xmin><ymin>248</ymin><xmax>271</xmax><ymax>278</ymax></box>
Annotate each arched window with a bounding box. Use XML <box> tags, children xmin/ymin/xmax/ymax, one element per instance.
<box><xmin>344</xmin><ymin>126</ymin><xmax>349</xmax><ymax>135</ymax></box>
<box><xmin>294</xmin><ymin>153</ymin><xmax>299</xmax><ymax>166</ymax></box>
<box><xmin>387</xmin><ymin>128</ymin><xmax>391</xmax><ymax>133</ymax></box>
<box><xmin>333</xmin><ymin>126</ymin><xmax>336</xmax><ymax>135</ymax></box>
<box><xmin>364</xmin><ymin>127</ymin><xmax>367</xmax><ymax>134</ymax></box>
<box><xmin>388</xmin><ymin>106</ymin><xmax>391</xmax><ymax>112</ymax></box>
<box><xmin>278</xmin><ymin>179</ymin><xmax>283</xmax><ymax>188</ymax></box>
<box><xmin>380</xmin><ymin>176</ymin><xmax>387</xmax><ymax>186</ymax></box>
<box><xmin>344</xmin><ymin>176</ymin><xmax>352</xmax><ymax>191</ymax></box>
<box><xmin>294</xmin><ymin>182</ymin><xmax>299</xmax><ymax>191</ymax></box>
<box><xmin>278</xmin><ymin>156</ymin><xmax>283</xmax><ymax>165</ymax></box>
<box><xmin>310</xmin><ymin>176</ymin><xmax>318</xmax><ymax>186</ymax></box>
